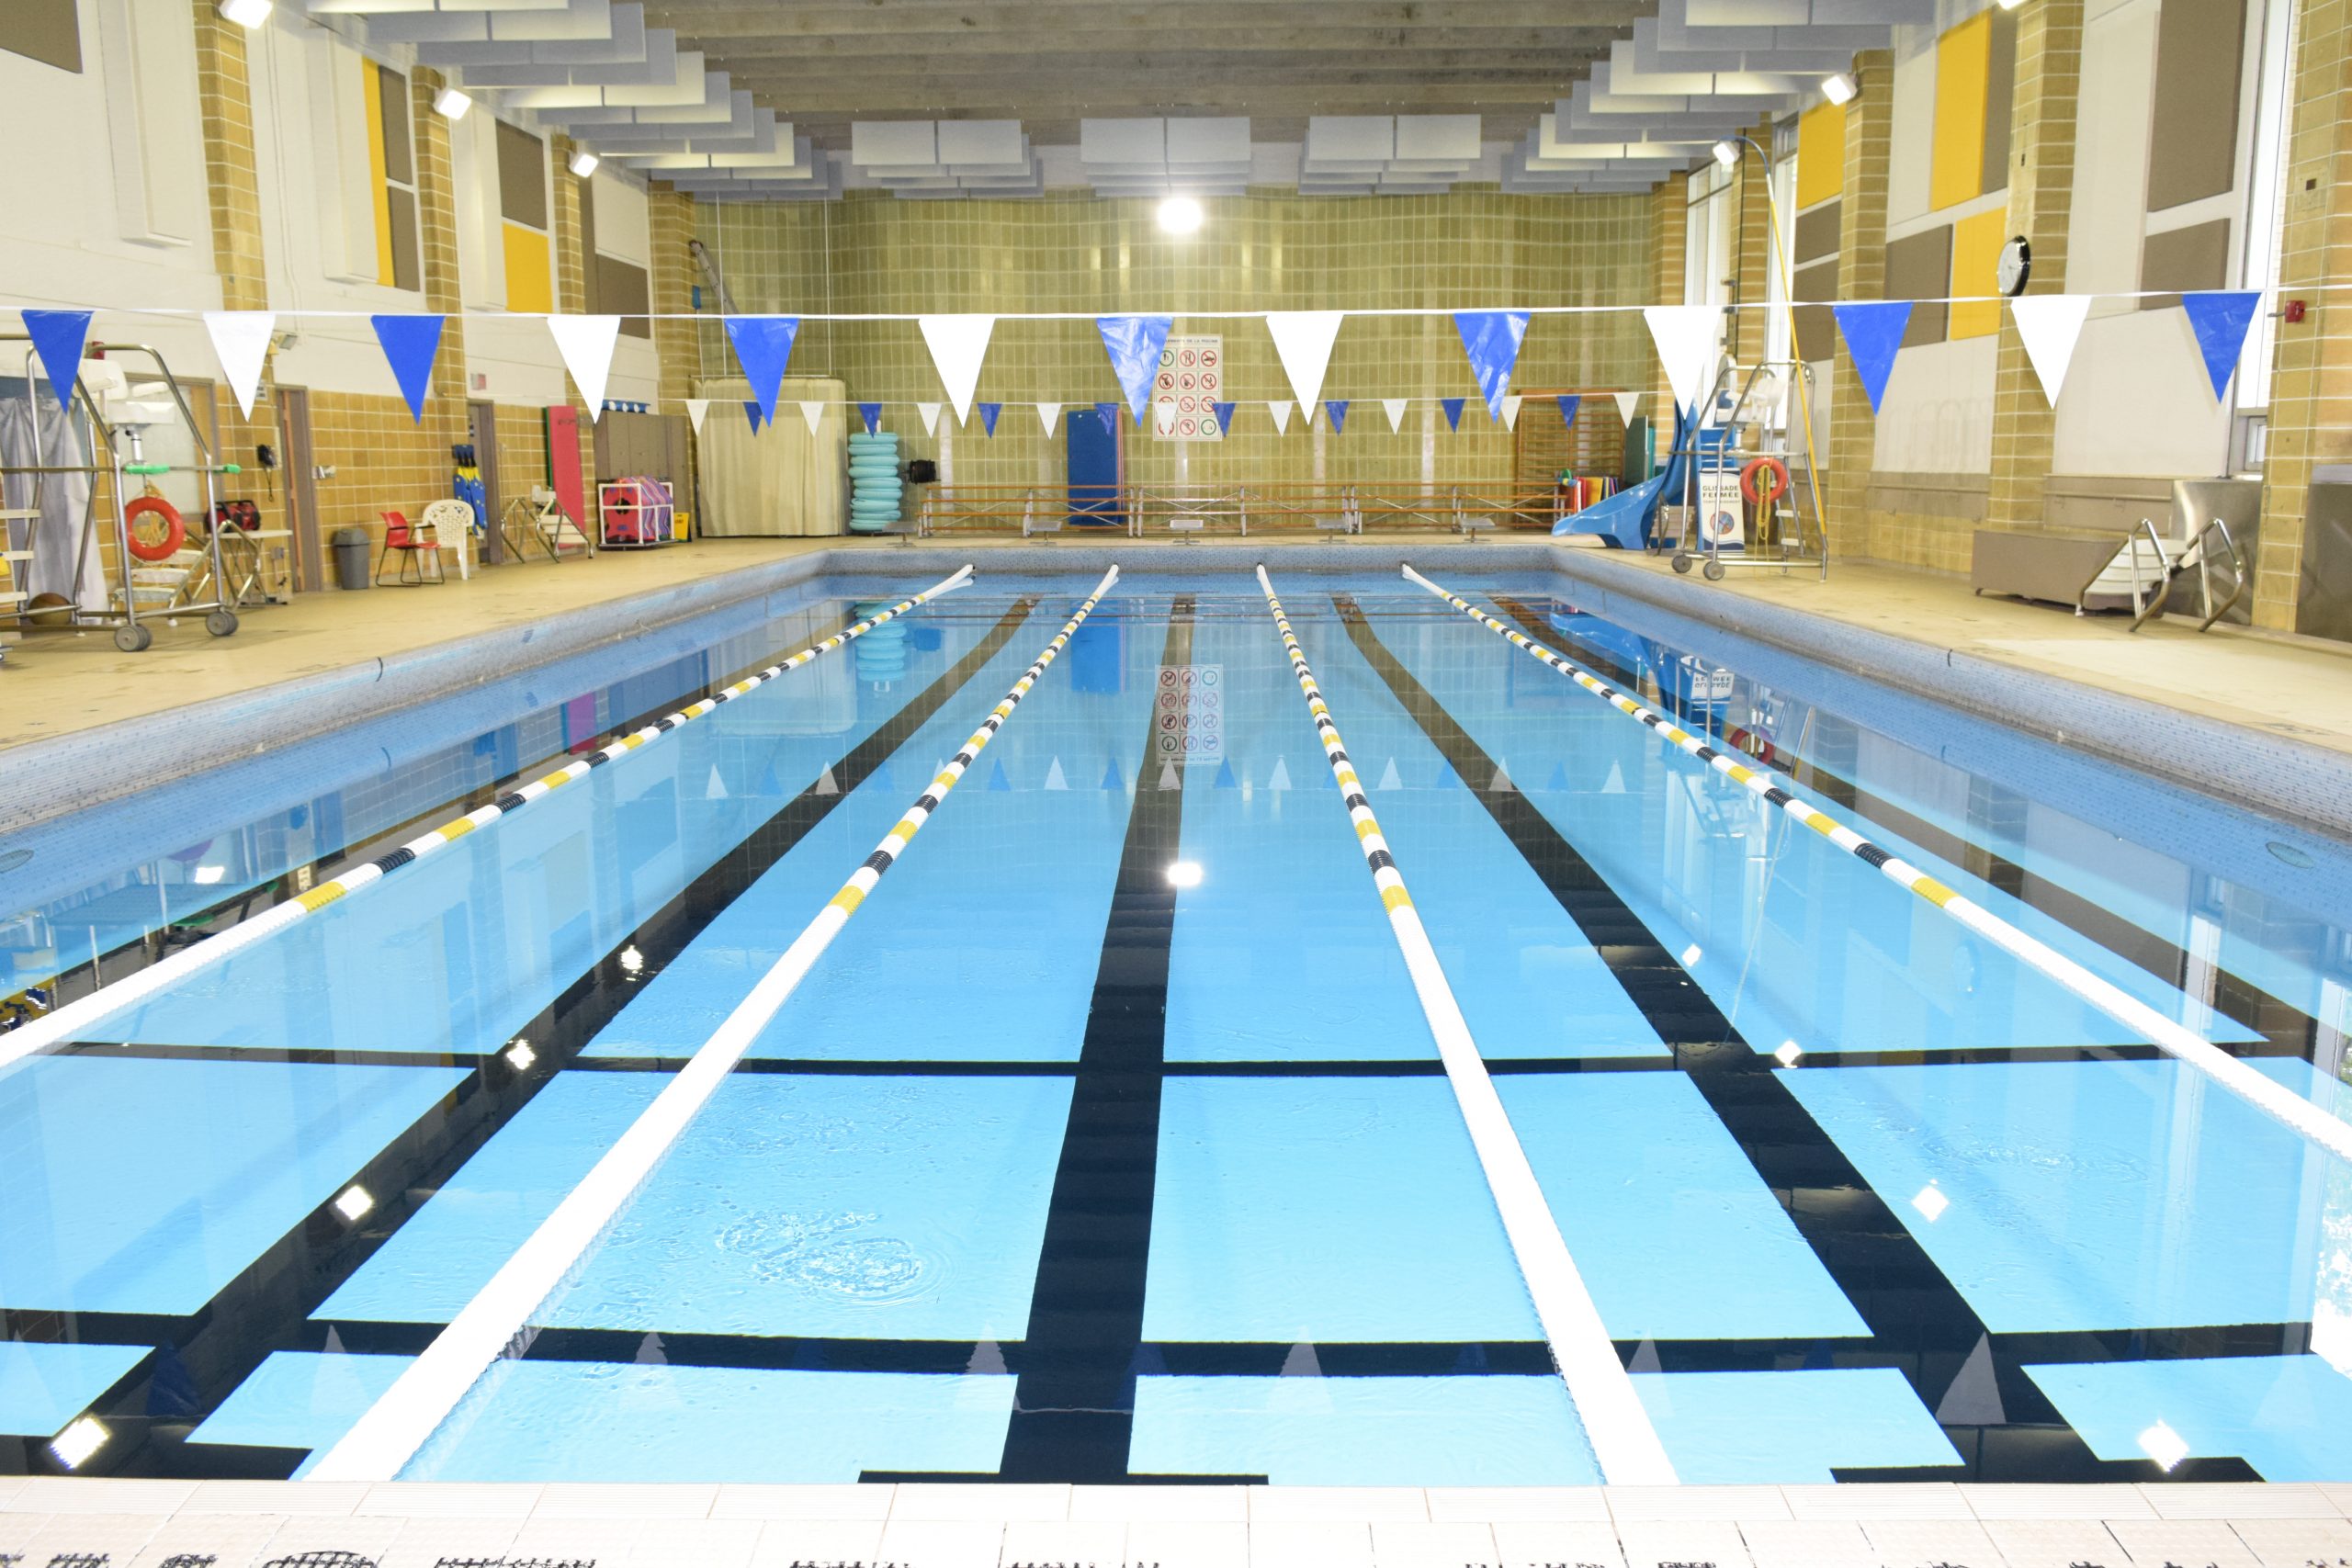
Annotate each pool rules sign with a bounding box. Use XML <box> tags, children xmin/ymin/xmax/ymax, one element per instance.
<box><xmin>1153</xmin><ymin>335</ymin><xmax>1224</xmax><ymax>441</ymax></box>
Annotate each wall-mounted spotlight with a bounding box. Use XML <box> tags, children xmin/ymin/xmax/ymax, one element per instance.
<box><xmin>1821</xmin><ymin>72</ymin><xmax>1859</xmax><ymax>106</ymax></box>
<box><xmin>1711</xmin><ymin>140</ymin><xmax>1740</xmax><ymax>168</ymax></box>
<box><xmin>1996</xmin><ymin>0</ymin><xmax>2026</xmax><ymax>9</ymax></box>
<box><xmin>219</xmin><ymin>0</ymin><xmax>272</xmax><ymax>26</ymax></box>
<box><xmin>433</xmin><ymin>85</ymin><xmax>473</xmax><ymax>122</ymax></box>
<box><xmin>569</xmin><ymin>149</ymin><xmax>600</xmax><ymax>178</ymax></box>
<box><xmin>1157</xmin><ymin>195</ymin><xmax>1204</xmax><ymax>235</ymax></box>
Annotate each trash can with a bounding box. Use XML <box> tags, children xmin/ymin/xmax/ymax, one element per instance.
<box><xmin>332</xmin><ymin>526</ymin><xmax>372</xmax><ymax>590</ymax></box>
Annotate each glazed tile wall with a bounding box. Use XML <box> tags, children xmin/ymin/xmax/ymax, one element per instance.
<box><xmin>692</xmin><ymin>187</ymin><xmax>1655</xmax><ymax>502</ymax></box>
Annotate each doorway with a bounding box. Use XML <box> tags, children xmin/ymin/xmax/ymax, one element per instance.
<box><xmin>277</xmin><ymin>386</ymin><xmax>323</xmax><ymax>592</ymax></box>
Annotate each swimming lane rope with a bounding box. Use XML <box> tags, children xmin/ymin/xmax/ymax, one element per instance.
<box><xmin>1253</xmin><ymin>565</ymin><xmax>1679</xmax><ymax>1486</ymax></box>
<box><xmin>0</xmin><ymin>565</ymin><xmax>978</xmax><ymax>1081</ymax></box>
<box><xmin>1401</xmin><ymin>563</ymin><xmax>2352</xmax><ymax>1168</ymax></box>
<box><xmin>307</xmin><ymin>565</ymin><xmax>1119</xmax><ymax>1482</ymax></box>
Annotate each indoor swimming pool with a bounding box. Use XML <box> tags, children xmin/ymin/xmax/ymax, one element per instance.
<box><xmin>1</xmin><ymin>564</ymin><xmax>2347</xmax><ymax>1488</ymax></box>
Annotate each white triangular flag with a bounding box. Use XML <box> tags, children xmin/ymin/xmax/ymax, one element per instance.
<box><xmin>1612</xmin><ymin>390</ymin><xmax>1641</xmax><ymax>425</ymax></box>
<box><xmin>799</xmin><ymin>400</ymin><xmax>828</xmax><ymax>435</ymax></box>
<box><xmin>1265</xmin><ymin>311</ymin><xmax>1345</xmax><ymax>411</ymax></box>
<box><xmin>1643</xmin><ymin>305</ymin><xmax>1723</xmax><ymax>412</ymax></box>
<box><xmin>1043</xmin><ymin>757</ymin><xmax>1068</xmax><ymax>790</ymax></box>
<box><xmin>1158</xmin><ymin>760</ymin><xmax>1181</xmax><ymax>790</ymax></box>
<box><xmin>1269</xmin><ymin>400</ymin><xmax>1294</xmax><ymax>434</ymax></box>
<box><xmin>546</xmin><ymin>315</ymin><xmax>623</xmax><ymax>418</ymax></box>
<box><xmin>2011</xmin><ymin>294</ymin><xmax>2094</xmax><ymax>406</ymax></box>
<box><xmin>202</xmin><ymin>310</ymin><xmax>275</xmax><ymax>419</ymax></box>
<box><xmin>918</xmin><ymin>401</ymin><xmax>943</xmax><ymax>436</ymax></box>
<box><xmin>814</xmin><ymin>766</ymin><xmax>839</xmax><ymax>795</ymax></box>
<box><xmin>684</xmin><ymin>398</ymin><xmax>709</xmax><ymax>434</ymax></box>
<box><xmin>1377</xmin><ymin>758</ymin><xmax>1402</xmax><ymax>791</ymax></box>
<box><xmin>1489</xmin><ymin>761</ymin><xmax>1515</xmax><ymax>793</ymax></box>
<box><xmin>917</xmin><ymin>313</ymin><xmax>995</xmax><ymax>423</ymax></box>
<box><xmin>1602</xmin><ymin>761</ymin><xmax>1626</xmax><ymax>795</ymax></box>
<box><xmin>706</xmin><ymin>764</ymin><xmax>728</xmax><ymax>799</ymax></box>
<box><xmin>1268</xmin><ymin>757</ymin><xmax>1292</xmax><ymax>791</ymax></box>
<box><xmin>1382</xmin><ymin>398</ymin><xmax>1408</xmax><ymax>433</ymax></box>
<box><xmin>1037</xmin><ymin>401</ymin><xmax>1062</xmax><ymax>436</ymax></box>
<box><xmin>1500</xmin><ymin>394</ymin><xmax>1524</xmax><ymax>431</ymax></box>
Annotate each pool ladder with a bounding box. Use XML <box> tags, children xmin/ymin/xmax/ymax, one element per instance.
<box><xmin>2125</xmin><ymin>514</ymin><xmax>2248</xmax><ymax>633</ymax></box>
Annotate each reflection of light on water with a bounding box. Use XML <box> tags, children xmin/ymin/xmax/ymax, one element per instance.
<box><xmin>713</xmin><ymin>1210</ymin><xmax>933</xmax><ymax>1303</ymax></box>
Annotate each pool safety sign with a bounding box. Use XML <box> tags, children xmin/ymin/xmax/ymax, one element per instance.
<box><xmin>1157</xmin><ymin>663</ymin><xmax>1223</xmax><ymax>759</ymax></box>
<box><xmin>1154</xmin><ymin>336</ymin><xmax>1224</xmax><ymax>441</ymax></box>
<box><xmin>1697</xmin><ymin>468</ymin><xmax>1745</xmax><ymax>551</ymax></box>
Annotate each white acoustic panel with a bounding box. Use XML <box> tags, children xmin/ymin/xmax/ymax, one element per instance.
<box><xmin>851</xmin><ymin>120</ymin><xmax>938</xmax><ymax>167</ymax></box>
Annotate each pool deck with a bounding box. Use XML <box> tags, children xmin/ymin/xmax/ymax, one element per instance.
<box><xmin>8</xmin><ymin>535</ymin><xmax>2350</xmax><ymax>768</ymax></box>
<box><xmin>3</xmin><ymin>1476</ymin><xmax>2348</xmax><ymax>1568</ymax></box>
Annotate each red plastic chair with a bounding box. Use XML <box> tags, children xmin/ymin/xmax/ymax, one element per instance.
<box><xmin>375</xmin><ymin>510</ymin><xmax>445</xmax><ymax>586</ymax></box>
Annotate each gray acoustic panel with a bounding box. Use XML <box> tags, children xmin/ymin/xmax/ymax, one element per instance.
<box><xmin>1884</xmin><ymin>225</ymin><xmax>1951</xmax><ymax>345</ymax></box>
<box><xmin>2139</xmin><ymin>218</ymin><xmax>2232</xmax><ymax>310</ymax></box>
<box><xmin>2148</xmin><ymin>0</ymin><xmax>2247</xmax><ymax>211</ymax></box>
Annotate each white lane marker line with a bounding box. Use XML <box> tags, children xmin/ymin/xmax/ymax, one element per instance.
<box><xmin>1254</xmin><ymin>564</ymin><xmax>1679</xmax><ymax>1486</ymax></box>
<box><xmin>305</xmin><ymin>567</ymin><xmax>1120</xmax><ymax>1482</ymax></box>
<box><xmin>1404</xmin><ymin>562</ymin><xmax>2352</xmax><ymax>1168</ymax></box>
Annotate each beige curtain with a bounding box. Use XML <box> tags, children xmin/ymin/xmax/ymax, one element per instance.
<box><xmin>695</xmin><ymin>376</ymin><xmax>846</xmax><ymax>536</ymax></box>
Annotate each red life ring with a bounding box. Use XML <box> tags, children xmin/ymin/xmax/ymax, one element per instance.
<box><xmin>124</xmin><ymin>495</ymin><xmax>186</xmax><ymax>562</ymax></box>
<box><xmin>1740</xmin><ymin>455</ymin><xmax>1790</xmax><ymax>508</ymax></box>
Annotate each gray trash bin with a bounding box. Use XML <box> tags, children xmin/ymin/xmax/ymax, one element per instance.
<box><xmin>332</xmin><ymin>526</ymin><xmax>372</xmax><ymax>590</ymax></box>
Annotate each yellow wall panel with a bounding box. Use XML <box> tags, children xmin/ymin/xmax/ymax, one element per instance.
<box><xmin>1948</xmin><ymin>207</ymin><xmax>2007</xmax><ymax>339</ymax></box>
<box><xmin>361</xmin><ymin>62</ymin><xmax>393</xmax><ymax>287</ymax></box>
<box><xmin>1797</xmin><ymin>101</ymin><xmax>1847</xmax><ymax>210</ymax></box>
<box><xmin>1930</xmin><ymin>12</ymin><xmax>1990</xmax><ymax>211</ymax></box>
<box><xmin>503</xmin><ymin>222</ymin><xmax>554</xmax><ymax>315</ymax></box>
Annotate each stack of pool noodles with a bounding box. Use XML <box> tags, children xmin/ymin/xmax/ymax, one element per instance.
<box><xmin>848</xmin><ymin>431</ymin><xmax>901</xmax><ymax>533</ymax></box>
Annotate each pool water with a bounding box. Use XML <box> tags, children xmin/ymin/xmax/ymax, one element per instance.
<box><xmin>1</xmin><ymin>568</ymin><xmax>2347</xmax><ymax>1486</ymax></box>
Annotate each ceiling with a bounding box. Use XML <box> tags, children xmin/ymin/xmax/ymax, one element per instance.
<box><xmin>636</xmin><ymin>0</ymin><xmax>1652</xmax><ymax>148</ymax></box>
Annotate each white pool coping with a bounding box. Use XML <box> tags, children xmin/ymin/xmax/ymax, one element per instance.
<box><xmin>6</xmin><ymin>1479</ymin><xmax>2352</xmax><ymax>1568</ymax></box>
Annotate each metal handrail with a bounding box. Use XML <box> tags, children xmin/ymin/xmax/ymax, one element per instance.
<box><xmin>2125</xmin><ymin>518</ymin><xmax>2175</xmax><ymax>629</ymax></box>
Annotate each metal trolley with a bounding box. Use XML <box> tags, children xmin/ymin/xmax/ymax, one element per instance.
<box><xmin>1</xmin><ymin>335</ymin><xmax>245</xmax><ymax>653</ymax></box>
<box><xmin>1665</xmin><ymin>357</ymin><xmax>1830</xmax><ymax>583</ymax></box>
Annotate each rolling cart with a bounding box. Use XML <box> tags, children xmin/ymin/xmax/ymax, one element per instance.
<box><xmin>1666</xmin><ymin>357</ymin><xmax>1830</xmax><ymax>582</ymax></box>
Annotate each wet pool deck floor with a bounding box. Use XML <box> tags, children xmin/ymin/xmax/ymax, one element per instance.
<box><xmin>6</xmin><ymin>534</ymin><xmax>2352</xmax><ymax>763</ymax></box>
<box><xmin>5</xmin><ymin>1477</ymin><xmax>2351</xmax><ymax>1568</ymax></box>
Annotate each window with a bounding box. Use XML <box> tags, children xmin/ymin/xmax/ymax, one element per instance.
<box><xmin>367</xmin><ymin>62</ymin><xmax>422</xmax><ymax>291</ymax></box>
<box><xmin>0</xmin><ymin>0</ymin><xmax>80</xmax><ymax>71</ymax></box>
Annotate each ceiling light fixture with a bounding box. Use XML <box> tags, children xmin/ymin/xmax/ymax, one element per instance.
<box><xmin>333</xmin><ymin>1184</ymin><xmax>375</xmax><ymax>1224</ymax></box>
<box><xmin>1711</xmin><ymin>140</ymin><xmax>1741</xmax><ymax>169</ymax></box>
<box><xmin>504</xmin><ymin>1039</ymin><xmax>537</xmax><ymax>1072</ymax></box>
<box><xmin>1156</xmin><ymin>195</ymin><xmax>1204</xmax><ymax>235</ymax></box>
<box><xmin>569</xmin><ymin>149</ymin><xmax>600</xmax><ymax>178</ymax></box>
<box><xmin>433</xmin><ymin>85</ymin><xmax>473</xmax><ymax>122</ymax></box>
<box><xmin>1166</xmin><ymin>861</ymin><xmax>1204</xmax><ymax>888</ymax></box>
<box><xmin>2137</xmin><ymin>1420</ymin><xmax>2188</xmax><ymax>1471</ymax></box>
<box><xmin>1996</xmin><ymin>0</ymin><xmax>2026</xmax><ymax>9</ymax></box>
<box><xmin>219</xmin><ymin>0</ymin><xmax>272</xmax><ymax>27</ymax></box>
<box><xmin>1821</xmin><ymin>72</ymin><xmax>1859</xmax><ymax>107</ymax></box>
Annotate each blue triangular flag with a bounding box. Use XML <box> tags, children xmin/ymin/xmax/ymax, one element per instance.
<box><xmin>1830</xmin><ymin>301</ymin><xmax>1913</xmax><ymax>414</ymax></box>
<box><xmin>1556</xmin><ymin>394</ymin><xmax>1581</xmax><ymax>427</ymax></box>
<box><xmin>370</xmin><ymin>313</ymin><xmax>445</xmax><ymax>423</ymax></box>
<box><xmin>1096</xmin><ymin>314</ymin><xmax>1174</xmax><ymax>425</ymax></box>
<box><xmin>723</xmin><ymin>315</ymin><xmax>799</xmax><ymax>424</ymax></box>
<box><xmin>1441</xmin><ymin>397</ymin><xmax>1465</xmax><ymax>432</ymax></box>
<box><xmin>987</xmin><ymin>759</ymin><xmax>1012</xmax><ymax>791</ymax></box>
<box><xmin>1094</xmin><ymin>400</ymin><xmax>1123</xmax><ymax>434</ymax></box>
<box><xmin>742</xmin><ymin>400</ymin><xmax>763</xmax><ymax>432</ymax></box>
<box><xmin>1324</xmin><ymin>400</ymin><xmax>1349</xmax><ymax>434</ymax></box>
<box><xmin>1453</xmin><ymin>310</ymin><xmax>1531</xmax><ymax>420</ymax></box>
<box><xmin>978</xmin><ymin>401</ymin><xmax>1001</xmax><ymax>436</ymax></box>
<box><xmin>858</xmin><ymin>401</ymin><xmax>882</xmax><ymax>434</ymax></box>
<box><xmin>1211</xmin><ymin>400</ymin><xmax>1235</xmax><ymax>433</ymax></box>
<box><xmin>21</xmin><ymin>310</ymin><xmax>92</xmax><ymax>412</ymax></box>
<box><xmin>1547</xmin><ymin>761</ymin><xmax>1570</xmax><ymax>791</ymax></box>
<box><xmin>872</xmin><ymin>761</ymin><xmax>896</xmax><ymax>792</ymax></box>
<box><xmin>1214</xmin><ymin>759</ymin><xmax>1238</xmax><ymax>789</ymax></box>
<box><xmin>1435</xmin><ymin>761</ymin><xmax>1464</xmax><ymax>789</ymax></box>
<box><xmin>2181</xmin><ymin>290</ymin><xmax>2262</xmax><ymax>399</ymax></box>
<box><xmin>1102</xmin><ymin>757</ymin><xmax>1123</xmax><ymax>790</ymax></box>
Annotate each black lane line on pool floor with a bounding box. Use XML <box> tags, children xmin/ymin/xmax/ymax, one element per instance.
<box><xmin>1490</xmin><ymin>594</ymin><xmax>2324</xmax><ymax>1060</ymax></box>
<box><xmin>993</xmin><ymin>594</ymin><xmax>1196</xmax><ymax>1484</ymax></box>
<box><xmin>29</xmin><ymin>597</ymin><xmax>887</xmax><ymax>1021</ymax></box>
<box><xmin>0</xmin><ymin>600</ymin><xmax>1039</xmax><ymax>1482</ymax></box>
<box><xmin>1330</xmin><ymin>593</ymin><xmax>2263</xmax><ymax>1485</ymax></box>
